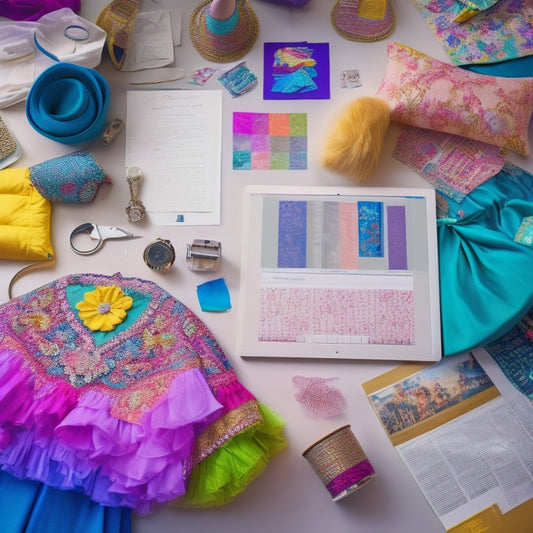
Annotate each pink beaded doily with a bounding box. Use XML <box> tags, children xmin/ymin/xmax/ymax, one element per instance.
<box><xmin>293</xmin><ymin>376</ymin><xmax>347</xmax><ymax>418</ymax></box>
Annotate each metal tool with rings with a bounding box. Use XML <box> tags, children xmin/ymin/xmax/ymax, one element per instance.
<box><xmin>125</xmin><ymin>166</ymin><xmax>146</xmax><ymax>222</ymax></box>
<box><xmin>70</xmin><ymin>223</ymin><xmax>140</xmax><ymax>255</ymax></box>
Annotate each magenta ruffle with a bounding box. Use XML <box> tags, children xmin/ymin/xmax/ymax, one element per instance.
<box><xmin>0</xmin><ymin>347</ymin><xmax>223</xmax><ymax>513</ymax></box>
<box><xmin>212</xmin><ymin>378</ymin><xmax>256</xmax><ymax>413</ymax></box>
<box><xmin>0</xmin><ymin>0</ymin><xmax>81</xmax><ymax>21</ymax></box>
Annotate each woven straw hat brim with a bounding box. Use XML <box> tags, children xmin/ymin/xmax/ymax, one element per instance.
<box><xmin>331</xmin><ymin>0</ymin><xmax>395</xmax><ymax>42</ymax></box>
<box><xmin>190</xmin><ymin>0</ymin><xmax>259</xmax><ymax>63</ymax></box>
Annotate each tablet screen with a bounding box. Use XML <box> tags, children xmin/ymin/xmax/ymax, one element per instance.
<box><xmin>237</xmin><ymin>185</ymin><xmax>441</xmax><ymax>362</ymax></box>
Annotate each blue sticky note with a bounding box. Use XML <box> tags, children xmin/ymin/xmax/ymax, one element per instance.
<box><xmin>197</xmin><ymin>278</ymin><xmax>232</xmax><ymax>312</ymax></box>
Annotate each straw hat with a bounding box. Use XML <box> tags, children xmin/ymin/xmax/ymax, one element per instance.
<box><xmin>96</xmin><ymin>0</ymin><xmax>140</xmax><ymax>69</ymax></box>
<box><xmin>190</xmin><ymin>0</ymin><xmax>259</xmax><ymax>63</ymax></box>
<box><xmin>331</xmin><ymin>0</ymin><xmax>395</xmax><ymax>42</ymax></box>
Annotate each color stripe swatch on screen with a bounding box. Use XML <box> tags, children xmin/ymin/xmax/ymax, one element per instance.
<box><xmin>274</xmin><ymin>199</ymin><xmax>408</xmax><ymax>270</ymax></box>
<box><xmin>233</xmin><ymin>112</ymin><xmax>307</xmax><ymax>170</ymax></box>
<box><xmin>387</xmin><ymin>205</ymin><xmax>407</xmax><ymax>270</ymax></box>
<box><xmin>358</xmin><ymin>201</ymin><xmax>383</xmax><ymax>258</ymax></box>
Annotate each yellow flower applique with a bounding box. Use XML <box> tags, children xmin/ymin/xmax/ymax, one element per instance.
<box><xmin>76</xmin><ymin>285</ymin><xmax>133</xmax><ymax>332</ymax></box>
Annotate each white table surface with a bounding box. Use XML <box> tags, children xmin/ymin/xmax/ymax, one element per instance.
<box><xmin>2</xmin><ymin>2</ymin><xmax>532</xmax><ymax>532</ymax></box>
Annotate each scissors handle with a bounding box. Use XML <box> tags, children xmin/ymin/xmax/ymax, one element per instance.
<box><xmin>70</xmin><ymin>223</ymin><xmax>103</xmax><ymax>255</ymax></box>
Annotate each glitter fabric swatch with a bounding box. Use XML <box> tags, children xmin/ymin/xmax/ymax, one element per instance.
<box><xmin>358</xmin><ymin>201</ymin><xmax>383</xmax><ymax>258</ymax></box>
<box><xmin>217</xmin><ymin>62</ymin><xmax>257</xmax><ymax>97</ymax></box>
<box><xmin>340</xmin><ymin>69</ymin><xmax>361</xmax><ymax>88</ymax></box>
<box><xmin>387</xmin><ymin>205</ymin><xmax>407</xmax><ymax>270</ymax></box>
<box><xmin>484</xmin><ymin>308</ymin><xmax>533</xmax><ymax>400</ymax></box>
<box><xmin>0</xmin><ymin>113</ymin><xmax>20</xmax><ymax>169</ymax></box>
<box><xmin>278</xmin><ymin>200</ymin><xmax>307</xmax><ymax>267</ymax></box>
<box><xmin>233</xmin><ymin>111</ymin><xmax>307</xmax><ymax>170</ymax></box>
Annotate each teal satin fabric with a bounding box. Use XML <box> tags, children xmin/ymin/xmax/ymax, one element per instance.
<box><xmin>0</xmin><ymin>471</ymin><xmax>131</xmax><ymax>533</ymax></box>
<box><xmin>438</xmin><ymin>162</ymin><xmax>533</xmax><ymax>356</ymax></box>
<box><xmin>463</xmin><ymin>55</ymin><xmax>533</xmax><ymax>78</ymax></box>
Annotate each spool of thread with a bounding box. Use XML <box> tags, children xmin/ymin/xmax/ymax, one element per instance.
<box><xmin>302</xmin><ymin>425</ymin><xmax>376</xmax><ymax>501</ymax></box>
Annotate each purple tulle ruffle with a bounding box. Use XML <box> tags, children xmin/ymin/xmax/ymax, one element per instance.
<box><xmin>0</xmin><ymin>348</ymin><xmax>223</xmax><ymax>513</ymax></box>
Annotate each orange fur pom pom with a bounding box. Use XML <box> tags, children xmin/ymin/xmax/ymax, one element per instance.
<box><xmin>321</xmin><ymin>96</ymin><xmax>390</xmax><ymax>183</ymax></box>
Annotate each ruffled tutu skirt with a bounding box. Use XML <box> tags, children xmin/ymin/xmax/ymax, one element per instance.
<box><xmin>0</xmin><ymin>273</ymin><xmax>287</xmax><ymax>519</ymax></box>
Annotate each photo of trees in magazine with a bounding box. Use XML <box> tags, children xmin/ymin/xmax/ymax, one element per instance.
<box><xmin>368</xmin><ymin>352</ymin><xmax>495</xmax><ymax>436</ymax></box>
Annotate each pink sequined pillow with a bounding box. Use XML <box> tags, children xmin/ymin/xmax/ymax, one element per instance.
<box><xmin>375</xmin><ymin>41</ymin><xmax>533</xmax><ymax>156</ymax></box>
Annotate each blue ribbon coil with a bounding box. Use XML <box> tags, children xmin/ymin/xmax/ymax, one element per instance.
<box><xmin>26</xmin><ymin>63</ymin><xmax>110</xmax><ymax>145</ymax></box>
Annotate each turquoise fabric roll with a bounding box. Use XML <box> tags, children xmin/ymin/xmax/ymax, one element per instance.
<box><xmin>438</xmin><ymin>162</ymin><xmax>533</xmax><ymax>356</ymax></box>
<box><xmin>26</xmin><ymin>63</ymin><xmax>109</xmax><ymax>144</ymax></box>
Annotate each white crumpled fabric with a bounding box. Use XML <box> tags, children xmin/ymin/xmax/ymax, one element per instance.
<box><xmin>0</xmin><ymin>8</ymin><xmax>106</xmax><ymax>109</ymax></box>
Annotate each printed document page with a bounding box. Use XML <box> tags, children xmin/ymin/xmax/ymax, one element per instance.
<box><xmin>125</xmin><ymin>90</ymin><xmax>222</xmax><ymax>225</ymax></box>
<box><xmin>363</xmin><ymin>350</ymin><xmax>533</xmax><ymax>532</ymax></box>
<box><xmin>396</xmin><ymin>392</ymin><xmax>533</xmax><ymax>530</ymax></box>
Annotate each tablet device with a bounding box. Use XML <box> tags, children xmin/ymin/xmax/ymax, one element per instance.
<box><xmin>237</xmin><ymin>185</ymin><xmax>441</xmax><ymax>362</ymax></box>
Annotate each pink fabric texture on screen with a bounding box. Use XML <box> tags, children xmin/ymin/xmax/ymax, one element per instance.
<box><xmin>259</xmin><ymin>287</ymin><xmax>415</xmax><ymax>345</ymax></box>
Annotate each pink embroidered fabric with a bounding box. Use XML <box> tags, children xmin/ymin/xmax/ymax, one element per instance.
<box><xmin>376</xmin><ymin>42</ymin><xmax>533</xmax><ymax>156</ymax></box>
<box><xmin>393</xmin><ymin>124</ymin><xmax>505</xmax><ymax>202</ymax></box>
<box><xmin>0</xmin><ymin>273</ymin><xmax>275</xmax><ymax>513</ymax></box>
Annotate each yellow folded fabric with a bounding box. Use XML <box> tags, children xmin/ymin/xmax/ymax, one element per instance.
<box><xmin>0</xmin><ymin>167</ymin><xmax>54</xmax><ymax>261</ymax></box>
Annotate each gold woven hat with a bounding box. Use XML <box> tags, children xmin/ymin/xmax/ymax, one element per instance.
<box><xmin>190</xmin><ymin>0</ymin><xmax>259</xmax><ymax>63</ymax></box>
<box><xmin>96</xmin><ymin>0</ymin><xmax>140</xmax><ymax>69</ymax></box>
<box><xmin>331</xmin><ymin>0</ymin><xmax>395</xmax><ymax>42</ymax></box>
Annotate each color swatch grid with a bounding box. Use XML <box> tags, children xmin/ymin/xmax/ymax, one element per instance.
<box><xmin>232</xmin><ymin>112</ymin><xmax>307</xmax><ymax>170</ymax></box>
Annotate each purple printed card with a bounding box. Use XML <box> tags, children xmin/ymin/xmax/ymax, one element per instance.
<box><xmin>263</xmin><ymin>41</ymin><xmax>330</xmax><ymax>100</ymax></box>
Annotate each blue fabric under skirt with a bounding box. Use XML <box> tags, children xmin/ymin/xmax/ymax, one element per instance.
<box><xmin>0</xmin><ymin>470</ymin><xmax>131</xmax><ymax>533</ymax></box>
<box><xmin>437</xmin><ymin>162</ymin><xmax>533</xmax><ymax>356</ymax></box>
